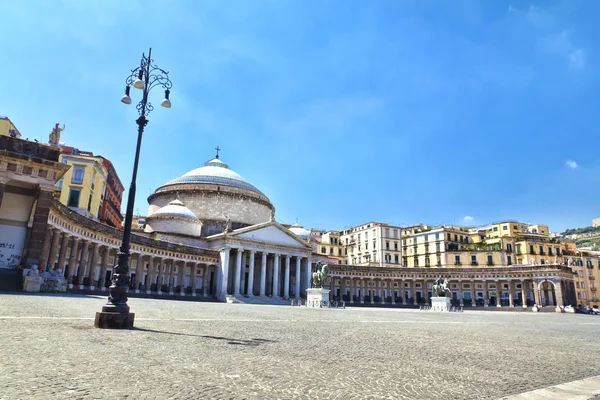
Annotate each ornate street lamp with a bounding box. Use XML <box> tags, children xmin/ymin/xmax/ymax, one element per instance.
<box><xmin>95</xmin><ymin>48</ymin><xmax>172</xmax><ymax>329</ymax></box>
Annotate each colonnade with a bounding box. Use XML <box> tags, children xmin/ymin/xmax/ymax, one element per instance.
<box><xmin>38</xmin><ymin>226</ymin><xmax>217</xmax><ymax>296</ymax></box>
<box><xmin>218</xmin><ymin>247</ymin><xmax>312</xmax><ymax>300</ymax></box>
<box><xmin>330</xmin><ymin>276</ymin><xmax>566</xmax><ymax>308</ymax></box>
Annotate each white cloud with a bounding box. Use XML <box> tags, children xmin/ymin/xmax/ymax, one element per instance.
<box><xmin>565</xmin><ymin>160</ymin><xmax>579</xmax><ymax>169</ymax></box>
<box><xmin>464</xmin><ymin>216</ymin><xmax>474</xmax><ymax>222</ymax></box>
<box><xmin>569</xmin><ymin>49</ymin><xmax>586</xmax><ymax>70</ymax></box>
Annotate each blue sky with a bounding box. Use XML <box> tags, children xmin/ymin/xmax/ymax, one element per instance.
<box><xmin>1</xmin><ymin>0</ymin><xmax>599</xmax><ymax>232</ymax></box>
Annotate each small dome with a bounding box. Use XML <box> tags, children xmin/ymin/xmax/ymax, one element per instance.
<box><xmin>150</xmin><ymin>200</ymin><xmax>199</xmax><ymax>221</ymax></box>
<box><xmin>289</xmin><ymin>222</ymin><xmax>310</xmax><ymax>239</ymax></box>
<box><xmin>161</xmin><ymin>157</ymin><xmax>264</xmax><ymax>195</ymax></box>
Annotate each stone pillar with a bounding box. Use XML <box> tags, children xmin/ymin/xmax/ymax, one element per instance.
<box><xmin>99</xmin><ymin>246</ymin><xmax>110</xmax><ymax>291</ymax></box>
<box><xmin>178</xmin><ymin>261</ymin><xmax>186</xmax><ymax>296</ymax></box>
<box><xmin>217</xmin><ymin>248</ymin><xmax>230</xmax><ymax>300</ymax></box>
<box><xmin>508</xmin><ymin>280</ymin><xmax>514</xmax><ymax>308</ymax></box>
<box><xmin>46</xmin><ymin>229</ymin><xmax>62</xmax><ymax>271</ymax></box>
<box><xmin>273</xmin><ymin>254</ymin><xmax>280</xmax><ymax>298</ymax></box>
<box><xmin>483</xmin><ymin>281</ymin><xmax>489</xmax><ymax>307</ymax></box>
<box><xmin>391</xmin><ymin>280</ymin><xmax>396</xmax><ymax>304</ymax></box>
<box><xmin>168</xmin><ymin>259</ymin><xmax>175</xmax><ymax>295</ymax></box>
<box><xmin>260</xmin><ymin>253</ymin><xmax>267</xmax><ymax>296</ymax></box>
<box><xmin>156</xmin><ymin>258</ymin><xmax>164</xmax><ymax>294</ymax></box>
<box><xmin>38</xmin><ymin>227</ymin><xmax>54</xmax><ymax>271</ymax></box>
<box><xmin>234</xmin><ymin>248</ymin><xmax>243</xmax><ymax>296</ymax></box>
<box><xmin>305</xmin><ymin>258</ymin><xmax>312</xmax><ymax>294</ymax></box>
<box><xmin>380</xmin><ymin>281</ymin><xmax>385</xmax><ymax>305</ymax></box>
<box><xmin>146</xmin><ymin>257</ymin><xmax>156</xmax><ymax>293</ymax></box>
<box><xmin>283</xmin><ymin>255</ymin><xmax>291</xmax><ymax>299</ymax></box>
<box><xmin>495</xmin><ymin>280</ymin><xmax>502</xmax><ymax>307</ymax></box>
<box><xmin>191</xmin><ymin>262</ymin><xmax>198</xmax><ymax>296</ymax></box>
<box><xmin>134</xmin><ymin>254</ymin><xmax>144</xmax><ymax>293</ymax></box>
<box><xmin>340</xmin><ymin>276</ymin><xmax>346</xmax><ymax>302</ymax></box>
<box><xmin>77</xmin><ymin>240</ymin><xmax>90</xmax><ymax>288</ymax></box>
<box><xmin>458</xmin><ymin>281</ymin><xmax>464</xmax><ymax>307</ymax></box>
<box><xmin>295</xmin><ymin>256</ymin><xmax>301</xmax><ymax>300</ymax></box>
<box><xmin>247</xmin><ymin>251</ymin><xmax>256</xmax><ymax>296</ymax></box>
<box><xmin>471</xmin><ymin>280</ymin><xmax>476</xmax><ymax>307</ymax></box>
<box><xmin>370</xmin><ymin>279</ymin><xmax>374</xmax><ymax>304</ymax></box>
<box><xmin>87</xmin><ymin>242</ymin><xmax>100</xmax><ymax>289</ymax></box>
<box><xmin>56</xmin><ymin>233</ymin><xmax>71</xmax><ymax>273</ymax></box>
<box><xmin>360</xmin><ymin>279</ymin><xmax>365</xmax><ymax>304</ymax></box>
<box><xmin>521</xmin><ymin>280</ymin><xmax>527</xmax><ymax>308</ymax></box>
<box><xmin>203</xmin><ymin>265</ymin><xmax>211</xmax><ymax>296</ymax></box>
<box><xmin>23</xmin><ymin>190</ymin><xmax>54</xmax><ymax>267</ymax></box>
<box><xmin>399</xmin><ymin>279</ymin><xmax>405</xmax><ymax>305</ymax></box>
<box><xmin>330</xmin><ymin>277</ymin><xmax>335</xmax><ymax>302</ymax></box>
<box><xmin>349</xmin><ymin>278</ymin><xmax>354</xmax><ymax>303</ymax></box>
<box><xmin>554</xmin><ymin>280</ymin><xmax>563</xmax><ymax>307</ymax></box>
<box><xmin>411</xmin><ymin>280</ymin><xmax>417</xmax><ymax>305</ymax></box>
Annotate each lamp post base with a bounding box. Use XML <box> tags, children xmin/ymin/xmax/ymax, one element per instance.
<box><xmin>94</xmin><ymin>311</ymin><xmax>135</xmax><ymax>329</ymax></box>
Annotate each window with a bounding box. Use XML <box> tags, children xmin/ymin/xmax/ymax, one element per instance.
<box><xmin>91</xmin><ymin>170</ymin><xmax>96</xmax><ymax>189</ymax></box>
<box><xmin>425</xmin><ymin>257</ymin><xmax>430</xmax><ymax>266</ymax></box>
<box><xmin>487</xmin><ymin>255</ymin><xmax>493</xmax><ymax>265</ymax></box>
<box><xmin>329</xmin><ymin>248</ymin><xmax>334</xmax><ymax>255</ymax></box>
<box><xmin>493</xmin><ymin>227</ymin><xmax>498</xmax><ymax>232</ymax></box>
<box><xmin>72</xmin><ymin>165</ymin><xmax>85</xmax><ymax>184</ymax></box>
<box><xmin>386</xmin><ymin>241</ymin><xmax>390</xmax><ymax>250</ymax></box>
<box><xmin>508</xmin><ymin>256</ymin><xmax>512</xmax><ymax>265</ymax></box>
<box><xmin>393</xmin><ymin>229</ymin><xmax>398</xmax><ymax>239</ymax></box>
<box><xmin>321</xmin><ymin>247</ymin><xmax>326</xmax><ymax>253</ymax></box>
<box><xmin>454</xmin><ymin>234</ymin><xmax>458</xmax><ymax>241</ymax></box>
<box><xmin>448</xmin><ymin>233</ymin><xmax>452</xmax><ymax>241</ymax></box>
<box><xmin>548</xmin><ymin>247</ymin><xmax>553</xmax><ymax>256</ymax></box>
<box><xmin>385</xmin><ymin>229</ymin><xmax>390</xmax><ymax>238</ymax></box>
<box><xmin>67</xmin><ymin>188</ymin><xmax>81</xmax><ymax>207</ymax></box>
<box><xmin>503</xmin><ymin>226</ymin><xmax>508</xmax><ymax>230</ymax></box>
<box><xmin>394</xmin><ymin>255</ymin><xmax>399</xmax><ymax>264</ymax></box>
<box><xmin>394</xmin><ymin>242</ymin><xmax>398</xmax><ymax>251</ymax></box>
<box><xmin>414</xmin><ymin>257</ymin><xmax>419</xmax><ymax>267</ymax></box>
<box><xmin>425</xmin><ymin>235</ymin><xmax>429</xmax><ymax>242</ymax></box>
<box><xmin>57</xmin><ymin>179</ymin><xmax>63</xmax><ymax>191</ymax></box>
<box><xmin>435</xmin><ymin>233</ymin><xmax>440</xmax><ymax>240</ymax></box>
<box><xmin>513</xmin><ymin>225</ymin><xmax>519</xmax><ymax>230</ymax></box>
<box><xmin>87</xmin><ymin>193</ymin><xmax>93</xmax><ymax>212</ymax></box>
<box><xmin>403</xmin><ymin>239</ymin><xmax>407</xmax><ymax>246</ymax></box>
<box><xmin>455</xmin><ymin>255</ymin><xmax>460</xmax><ymax>265</ymax></box>
<box><xmin>507</xmin><ymin>244</ymin><xmax>513</xmax><ymax>252</ymax></box>
<box><xmin>529</xmin><ymin>245</ymin><xmax>534</xmax><ymax>254</ymax></box>
<box><xmin>436</xmin><ymin>243</ymin><xmax>441</xmax><ymax>252</ymax></box>
<box><xmin>372</xmin><ymin>254</ymin><xmax>376</xmax><ymax>262</ymax></box>
<box><xmin>471</xmin><ymin>255</ymin><xmax>477</xmax><ymax>265</ymax></box>
<box><xmin>385</xmin><ymin>254</ymin><xmax>391</xmax><ymax>263</ymax></box>
<box><xmin>425</xmin><ymin>245</ymin><xmax>430</xmax><ymax>253</ymax></box>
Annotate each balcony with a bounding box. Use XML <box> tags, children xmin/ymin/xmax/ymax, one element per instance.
<box><xmin>530</xmin><ymin>251</ymin><xmax>537</xmax><ymax>255</ymax></box>
<box><xmin>487</xmin><ymin>263</ymin><xmax>495</xmax><ymax>266</ymax></box>
<box><xmin>591</xmin><ymin>286</ymin><xmax>597</xmax><ymax>292</ymax></box>
<box><xmin>471</xmin><ymin>262</ymin><xmax>479</xmax><ymax>266</ymax></box>
<box><xmin>589</xmin><ymin>275</ymin><xmax>596</xmax><ymax>281</ymax></box>
<box><xmin>454</xmin><ymin>263</ymin><xmax>462</xmax><ymax>266</ymax></box>
<box><xmin>539</xmin><ymin>251</ymin><xmax>545</xmax><ymax>255</ymax></box>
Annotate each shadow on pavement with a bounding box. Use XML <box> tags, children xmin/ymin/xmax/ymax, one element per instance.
<box><xmin>133</xmin><ymin>327</ymin><xmax>277</xmax><ymax>346</ymax></box>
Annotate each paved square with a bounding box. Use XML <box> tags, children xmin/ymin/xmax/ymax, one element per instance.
<box><xmin>1</xmin><ymin>294</ymin><xmax>599</xmax><ymax>399</ymax></box>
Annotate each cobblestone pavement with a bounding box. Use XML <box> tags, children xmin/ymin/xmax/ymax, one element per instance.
<box><xmin>1</xmin><ymin>293</ymin><xmax>599</xmax><ymax>400</ymax></box>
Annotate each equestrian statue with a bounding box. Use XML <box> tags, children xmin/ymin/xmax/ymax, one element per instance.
<box><xmin>431</xmin><ymin>277</ymin><xmax>451</xmax><ymax>298</ymax></box>
<box><xmin>311</xmin><ymin>262</ymin><xmax>331</xmax><ymax>288</ymax></box>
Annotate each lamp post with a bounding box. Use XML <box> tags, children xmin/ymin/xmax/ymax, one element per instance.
<box><xmin>95</xmin><ymin>48</ymin><xmax>172</xmax><ymax>329</ymax></box>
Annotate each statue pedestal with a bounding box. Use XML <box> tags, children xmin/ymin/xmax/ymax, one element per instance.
<box><xmin>23</xmin><ymin>276</ymin><xmax>43</xmax><ymax>292</ymax></box>
<box><xmin>431</xmin><ymin>296</ymin><xmax>451</xmax><ymax>311</ymax></box>
<box><xmin>306</xmin><ymin>288</ymin><xmax>330</xmax><ymax>308</ymax></box>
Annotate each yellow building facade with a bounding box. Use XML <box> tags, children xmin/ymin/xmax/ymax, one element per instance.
<box><xmin>57</xmin><ymin>149</ymin><xmax>107</xmax><ymax>221</ymax></box>
<box><xmin>0</xmin><ymin>116</ymin><xmax>22</xmax><ymax>138</ymax></box>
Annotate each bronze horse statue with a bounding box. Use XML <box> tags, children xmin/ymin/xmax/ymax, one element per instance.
<box><xmin>431</xmin><ymin>277</ymin><xmax>451</xmax><ymax>297</ymax></box>
<box><xmin>311</xmin><ymin>263</ymin><xmax>331</xmax><ymax>288</ymax></box>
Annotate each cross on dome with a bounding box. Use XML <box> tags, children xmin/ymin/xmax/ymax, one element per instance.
<box><xmin>215</xmin><ymin>146</ymin><xmax>221</xmax><ymax>159</ymax></box>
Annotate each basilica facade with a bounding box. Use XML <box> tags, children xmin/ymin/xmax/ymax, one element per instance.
<box><xmin>0</xmin><ymin>135</ymin><xmax>580</xmax><ymax>308</ymax></box>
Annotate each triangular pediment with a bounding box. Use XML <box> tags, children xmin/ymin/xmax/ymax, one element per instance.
<box><xmin>232</xmin><ymin>223</ymin><xmax>309</xmax><ymax>248</ymax></box>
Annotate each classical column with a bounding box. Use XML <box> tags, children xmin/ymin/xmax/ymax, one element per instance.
<box><xmin>471</xmin><ymin>280</ymin><xmax>476</xmax><ymax>307</ymax></box>
<box><xmin>411</xmin><ymin>280</ymin><xmax>417</xmax><ymax>305</ymax></box>
<box><xmin>483</xmin><ymin>281</ymin><xmax>489</xmax><ymax>307</ymax></box>
<box><xmin>339</xmin><ymin>275</ymin><xmax>345</xmax><ymax>302</ymax></box>
<box><xmin>520</xmin><ymin>280</ymin><xmax>527</xmax><ymax>308</ymax></box>
<box><xmin>234</xmin><ymin>248</ymin><xmax>243</xmax><ymax>296</ymax></box>
<box><xmin>305</xmin><ymin>258</ymin><xmax>312</xmax><ymax>294</ymax></box>
<box><xmin>370</xmin><ymin>279</ymin><xmax>374</xmax><ymax>304</ymax></box>
<box><xmin>99</xmin><ymin>246</ymin><xmax>110</xmax><ymax>291</ymax></box>
<box><xmin>380</xmin><ymin>281</ymin><xmax>385</xmax><ymax>304</ymax></box>
<box><xmin>260</xmin><ymin>253</ymin><xmax>267</xmax><ymax>296</ymax></box>
<box><xmin>495</xmin><ymin>280</ymin><xmax>502</xmax><ymax>307</ymax></box>
<box><xmin>295</xmin><ymin>256</ymin><xmax>301</xmax><ymax>300</ymax></box>
<box><xmin>217</xmin><ymin>248</ymin><xmax>230</xmax><ymax>300</ymax></box>
<box><xmin>47</xmin><ymin>229</ymin><xmax>62</xmax><ymax>271</ymax></box>
<box><xmin>399</xmin><ymin>279</ymin><xmax>405</xmax><ymax>305</ymax></box>
<box><xmin>168</xmin><ymin>259</ymin><xmax>175</xmax><ymax>295</ymax></box>
<box><xmin>134</xmin><ymin>254</ymin><xmax>144</xmax><ymax>293</ymax></box>
<box><xmin>56</xmin><ymin>233</ymin><xmax>71</xmax><ymax>273</ymax></box>
<box><xmin>203</xmin><ymin>265</ymin><xmax>211</xmax><ymax>296</ymax></box>
<box><xmin>156</xmin><ymin>258</ymin><xmax>164</xmax><ymax>294</ymax></box>
<box><xmin>87</xmin><ymin>242</ymin><xmax>100</xmax><ymax>289</ymax></box>
<box><xmin>178</xmin><ymin>261</ymin><xmax>186</xmax><ymax>296</ymax></box>
<box><xmin>38</xmin><ymin>227</ymin><xmax>54</xmax><ymax>271</ymax></box>
<box><xmin>330</xmin><ymin>277</ymin><xmax>335</xmax><ymax>302</ymax></box>
<box><xmin>273</xmin><ymin>254</ymin><xmax>280</xmax><ymax>298</ymax></box>
<box><xmin>146</xmin><ymin>257</ymin><xmax>156</xmax><ymax>293</ymax></box>
<box><xmin>247</xmin><ymin>251</ymin><xmax>256</xmax><ymax>296</ymax></box>
<box><xmin>23</xmin><ymin>190</ymin><xmax>53</xmax><ymax>267</ymax></box>
<box><xmin>191</xmin><ymin>262</ymin><xmax>198</xmax><ymax>296</ymax></box>
<box><xmin>533</xmin><ymin>280</ymin><xmax>541</xmax><ymax>306</ymax></box>
<box><xmin>508</xmin><ymin>280</ymin><xmax>514</xmax><ymax>308</ymax></box>
<box><xmin>391</xmin><ymin>280</ymin><xmax>396</xmax><ymax>304</ymax></box>
<box><xmin>458</xmin><ymin>280</ymin><xmax>464</xmax><ymax>307</ymax></box>
<box><xmin>554</xmin><ymin>280</ymin><xmax>563</xmax><ymax>307</ymax></box>
<box><xmin>349</xmin><ymin>278</ymin><xmax>355</xmax><ymax>303</ymax></box>
<box><xmin>360</xmin><ymin>279</ymin><xmax>365</xmax><ymax>304</ymax></box>
<box><xmin>283</xmin><ymin>255</ymin><xmax>291</xmax><ymax>299</ymax></box>
<box><xmin>77</xmin><ymin>240</ymin><xmax>90</xmax><ymax>289</ymax></box>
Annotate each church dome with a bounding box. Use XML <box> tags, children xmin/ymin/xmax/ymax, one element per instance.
<box><xmin>289</xmin><ymin>222</ymin><xmax>310</xmax><ymax>239</ymax></box>
<box><xmin>161</xmin><ymin>158</ymin><xmax>264</xmax><ymax>195</ymax></box>
<box><xmin>150</xmin><ymin>200</ymin><xmax>199</xmax><ymax>221</ymax></box>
